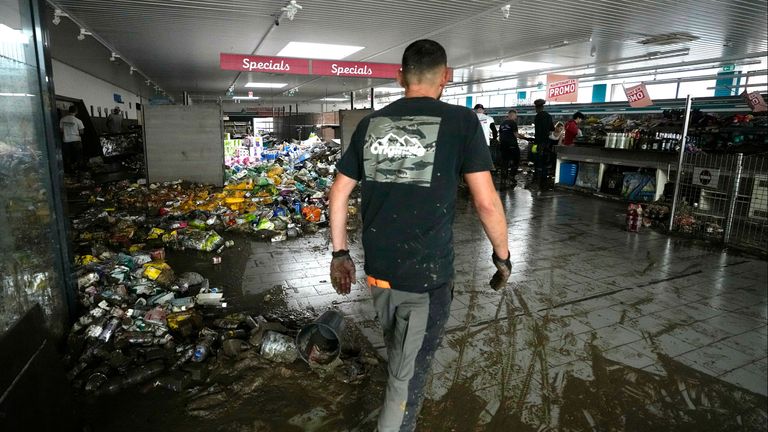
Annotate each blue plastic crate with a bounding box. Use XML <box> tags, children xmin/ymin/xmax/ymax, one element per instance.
<box><xmin>559</xmin><ymin>162</ymin><xmax>578</xmax><ymax>186</ymax></box>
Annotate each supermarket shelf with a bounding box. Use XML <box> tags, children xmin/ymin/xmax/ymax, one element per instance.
<box><xmin>556</xmin><ymin>145</ymin><xmax>678</xmax><ymax>171</ymax></box>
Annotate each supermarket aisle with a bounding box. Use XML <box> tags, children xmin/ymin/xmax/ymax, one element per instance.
<box><xmin>254</xmin><ymin>187</ymin><xmax>768</xmax><ymax>430</ymax></box>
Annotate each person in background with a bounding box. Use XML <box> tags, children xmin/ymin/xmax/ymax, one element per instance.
<box><xmin>106</xmin><ymin>106</ymin><xmax>123</xmax><ymax>134</ymax></box>
<box><xmin>550</xmin><ymin>122</ymin><xmax>564</xmax><ymax>146</ymax></box>
<box><xmin>562</xmin><ymin>111</ymin><xmax>585</xmax><ymax>146</ymax></box>
<box><xmin>59</xmin><ymin>105</ymin><xmax>85</xmax><ymax>171</ymax></box>
<box><xmin>533</xmin><ymin>99</ymin><xmax>554</xmax><ymax>188</ymax></box>
<box><xmin>327</xmin><ymin>39</ymin><xmax>512</xmax><ymax>432</ymax></box>
<box><xmin>473</xmin><ymin>104</ymin><xmax>498</xmax><ymax>147</ymax></box>
<box><xmin>498</xmin><ymin>109</ymin><xmax>528</xmax><ymax>186</ymax></box>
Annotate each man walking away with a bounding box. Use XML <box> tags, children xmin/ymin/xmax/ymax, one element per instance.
<box><xmin>106</xmin><ymin>106</ymin><xmax>123</xmax><ymax>134</ymax></box>
<box><xmin>327</xmin><ymin>39</ymin><xmax>512</xmax><ymax>432</ymax></box>
<box><xmin>60</xmin><ymin>105</ymin><xmax>85</xmax><ymax>171</ymax></box>
<box><xmin>533</xmin><ymin>99</ymin><xmax>554</xmax><ymax>188</ymax></box>
<box><xmin>562</xmin><ymin>111</ymin><xmax>585</xmax><ymax>146</ymax></box>
<box><xmin>498</xmin><ymin>109</ymin><xmax>528</xmax><ymax>186</ymax></box>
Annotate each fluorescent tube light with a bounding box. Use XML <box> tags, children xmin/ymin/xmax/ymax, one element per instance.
<box><xmin>479</xmin><ymin>60</ymin><xmax>559</xmax><ymax>73</ymax></box>
<box><xmin>277</xmin><ymin>42</ymin><xmax>363</xmax><ymax>60</ymax></box>
<box><xmin>233</xmin><ymin>96</ymin><xmax>261</xmax><ymax>100</ymax></box>
<box><xmin>245</xmin><ymin>83</ymin><xmax>288</xmax><ymax>88</ymax></box>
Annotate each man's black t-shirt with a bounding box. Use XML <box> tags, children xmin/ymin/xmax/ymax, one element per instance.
<box><xmin>336</xmin><ymin>97</ymin><xmax>493</xmax><ymax>292</ymax></box>
<box><xmin>534</xmin><ymin>111</ymin><xmax>554</xmax><ymax>144</ymax></box>
<box><xmin>498</xmin><ymin>119</ymin><xmax>519</xmax><ymax>147</ymax></box>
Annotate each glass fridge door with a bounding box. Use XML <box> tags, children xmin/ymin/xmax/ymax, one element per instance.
<box><xmin>1</xmin><ymin>0</ymin><xmax>71</xmax><ymax>337</ymax></box>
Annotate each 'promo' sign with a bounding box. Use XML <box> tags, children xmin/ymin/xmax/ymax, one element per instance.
<box><xmin>625</xmin><ymin>83</ymin><xmax>653</xmax><ymax>108</ymax></box>
<box><xmin>546</xmin><ymin>74</ymin><xmax>578</xmax><ymax>103</ymax></box>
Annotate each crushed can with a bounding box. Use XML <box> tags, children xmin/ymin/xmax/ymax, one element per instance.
<box><xmin>212</xmin><ymin>256</ymin><xmax>222</xmax><ymax>265</ymax></box>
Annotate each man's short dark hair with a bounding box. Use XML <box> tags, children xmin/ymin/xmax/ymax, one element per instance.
<box><xmin>68</xmin><ymin>105</ymin><xmax>77</xmax><ymax>114</ymax></box>
<box><xmin>401</xmin><ymin>39</ymin><xmax>447</xmax><ymax>84</ymax></box>
<box><xmin>573</xmin><ymin>111</ymin><xmax>585</xmax><ymax>120</ymax></box>
<box><xmin>508</xmin><ymin>109</ymin><xmax>517</xmax><ymax>114</ymax></box>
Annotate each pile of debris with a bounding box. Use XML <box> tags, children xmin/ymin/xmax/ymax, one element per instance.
<box><xmin>72</xmin><ymin>140</ymin><xmax>342</xmax><ymax>246</ymax></box>
<box><xmin>66</xmin><ymin>246</ymin><xmax>366</xmax><ymax>399</ymax></box>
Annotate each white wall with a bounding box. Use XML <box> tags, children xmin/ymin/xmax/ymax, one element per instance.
<box><xmin>52</xmin><ymin>59</ymin><xmax>143</xmax><ymax>120</ymax></box>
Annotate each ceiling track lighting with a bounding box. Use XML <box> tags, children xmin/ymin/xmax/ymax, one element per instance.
<box><xmin>77</xmin><ymin>28</ymin><xmax>91</xmax><ymax>41</ymax></box>
<box><xmin>109</xmin><ymin>52</ymin><xmax>120</xmax><ymax>62</ymax></box>
<box><xmin>129</xmin><ymin>66</ymin><xmax>135</xmax><ymax>75</ymax></box>
<box><xmin>52</xmin><ymin>9</ymin><xmax>67</xmax><ymax>25</ymax></box>
<box><xmin>281</xmin><ymin>0</ymin><xmax>303</xmax><ymax>21</ymax></box>
<box><xmin>501</xmin><ymin>4</ymin><xmax>511</xmax><ymax>19</ymax></box>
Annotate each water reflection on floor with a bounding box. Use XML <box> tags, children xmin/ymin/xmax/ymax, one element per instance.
<box><xmin>254</xmin><ymin>186</ymin><xmax>767</xmax><ymax>430</ymax></box>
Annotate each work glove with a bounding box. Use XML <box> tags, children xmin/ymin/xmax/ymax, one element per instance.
<box><xmin>490</xmin><ymin>251</ymin><xmax>512</xmax><ymax>291</ymax></box>
<box><xmin>330</xmin><ymin>250</ymin><xmax>356</xmax><ymax>295</ymax></box>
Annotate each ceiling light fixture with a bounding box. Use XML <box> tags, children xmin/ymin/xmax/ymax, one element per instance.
<box><xmin>321</xmin><ymin>97</ymin><xmax>348</xmax><ymax>101</ymax></box>
<box><xmin>281</xmin><ymin>0</ymin><xmax>303</xmax><ymax>21</ymax></box>
<box><xmin>129</xmin><ymin>67</ymin><xmax>135</xmax><ymax>75</ymax></box>
<box><xmin>110</xmin><ymin>52</ymin><xmax>119</xmax><ymax>62</ymax></box>
<box><xmin>277</xmin><ymin>41</ymin><xmax>364</xmax><ymax>60</ymax></box>
<box><xmin>233</xmin><ymin>96</ymin><xmax>261</xmax><ymax>100</ymax></box>
<box><xmin>52</xmin><ymin>9</ymin><xmax>67</xmax><ymax>26</ymax></box>
<box><xmin>501</xmin><ymin>4</ymin><xmax>511</xmax><ymax>19</ymax></box>
<box><xmin>245</xmin><ymin>82</ymin><xmax>288</xmax><ymax>88</ymax></box>
<box><xmin>77</xmin><ymin>28</ymin><xmax>91</xmax><ymax>41</ymax></box>
<box><xmin>479</xmin><ymin>60</ymin><xmax>559</xmax><ymax>73</ymax></box>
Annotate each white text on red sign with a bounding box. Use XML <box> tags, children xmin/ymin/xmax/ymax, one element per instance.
<box><xmin>549</xmin><ymin>79</ymin><xmax>577</xmax><ymax>97</ymax></box>
<box><xmin>627</xmin><ymin>88</ymin><xmax>646</xmax><ymax>103</ymax></box>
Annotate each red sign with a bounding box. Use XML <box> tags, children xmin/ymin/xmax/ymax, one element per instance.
<box><xmin>220</xmin><ymin>53</ymin><xmax>310</xmax><ymax>75</ymax></box>
<box><xmin>312</xmin><ymin>60</ymin><xmax>402</xmax><ymax>79</ymax></box>
<box><xmin>221</xmin><ymin>52</ymin><xmax>453</xmax><ymax>81</ymax></box>
<box><xmin>546</xmin><ymin>74</ymin><xmax>578</xmax><ymax>102</ymax></box>
<box><xmin>742</xmin><ymin>90</ymin><xmax>768</xmax><ymax>113</ymax></box>
<box><xmin>625</xmin><ymin>83</ymin><xmax>653</xmax><ymax>108</ymax></box>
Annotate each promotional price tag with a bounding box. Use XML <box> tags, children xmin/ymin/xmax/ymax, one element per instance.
<box><xmin>624</xmin><ymin>84</ymin><xmax>653</xmax><ymax>108</ymax></box>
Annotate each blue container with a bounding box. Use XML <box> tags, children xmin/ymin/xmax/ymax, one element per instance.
<box><xmin>559</xmin><ymin>162</ymin><xmax>578</xmax><ymax>186</ymax></box>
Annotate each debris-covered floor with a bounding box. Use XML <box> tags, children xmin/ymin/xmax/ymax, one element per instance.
<box><xmin>68</xmin><ymin>178</ymin><xmax>767</xmax><ymax>431</ymax></box>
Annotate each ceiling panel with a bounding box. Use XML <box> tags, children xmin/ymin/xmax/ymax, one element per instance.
<box><xmin>47</xmin><ymin>0</ymin><xmax>768</xmax><ymax>104</ymax></box>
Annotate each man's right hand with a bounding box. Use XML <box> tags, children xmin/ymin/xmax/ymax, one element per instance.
<box><xmin>490</xmin><ymin>251</ymin><xmax>512</xmax><ymax>291</ymax></box>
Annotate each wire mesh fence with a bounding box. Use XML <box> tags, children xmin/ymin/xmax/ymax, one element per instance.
<box><xmin>672</xmin><ymin>152</ymin><xmax>768</xmax><ymax>253</ymax></box>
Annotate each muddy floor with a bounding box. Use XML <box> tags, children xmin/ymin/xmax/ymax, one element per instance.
<box><xmin>67</xmin><ymin>176</ymin><xmax>768</xmax><ymax>432</ymax></box>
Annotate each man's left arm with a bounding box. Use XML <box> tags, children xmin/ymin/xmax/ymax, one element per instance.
<box><xmin>328</xmin><ymin>174</ymin><xmax>358</xmax><ymax>295</ymax></box>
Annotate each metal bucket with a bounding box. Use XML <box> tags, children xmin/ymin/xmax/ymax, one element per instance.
<box><xmin>296</xmin><ymin>310</ymin><xmax>344</xmax><ymax>365</ymax></box>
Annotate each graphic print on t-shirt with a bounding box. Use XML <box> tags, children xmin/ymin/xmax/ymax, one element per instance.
<box><xmin>363</xmin><ymin>116</ymin><xmax>441</xmax><ymax>187</ymax></box>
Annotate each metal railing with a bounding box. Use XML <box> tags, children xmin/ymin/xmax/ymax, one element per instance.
<box><xmin>671</xmin><ymin>152</ymin><xmax>768</xmax><ymax>254</ymax></box>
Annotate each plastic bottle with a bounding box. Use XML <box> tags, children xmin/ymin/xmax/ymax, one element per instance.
<box><xmin>95</xmin><ymin>361</ymin><xmax>165</xmax><ymax>396</ymax></box>
<box><xmin>192</xmin><ymin>329</ymin><xmax>217</xmax><ymax>362</ymax></box>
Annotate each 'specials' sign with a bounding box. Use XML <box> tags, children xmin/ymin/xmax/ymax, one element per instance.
<box><xmin>220</xmin><ymin>53</ymin><xmax>310</xmax><ymax>74</ymax></box>
<box><xmin>220</xmin><ymin>53</ymin><xmax>454</xmax><ymax>81</ymax></box>
<box><xmin>546</xmin><ymin>74</ymin><xmax>578</xmax><ymax>103</ymax></box>
<box><xmin>312</xmin><ymin>60</ymin><xmax>402</xmax><ymax>79</ymax></box>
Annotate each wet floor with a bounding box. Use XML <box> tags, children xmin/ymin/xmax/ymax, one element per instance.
<box><xmin>76</xmin><ymin>183</ymin><xmax>768</xmax><ymax>431</ymax></box>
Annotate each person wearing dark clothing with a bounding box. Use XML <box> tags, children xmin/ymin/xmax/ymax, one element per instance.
<box><xmin>498</xmin><ymin>109</ymin><xmax>527</xmax><ymax>185</ymax></box>
<box><xmin>327</xmin><ymin>39</ymin><xmax>512</xmax><ymax>432</ymax></box>
<box><xmin>533</xmin><ymin>99</ymin><xmax>554</xmax><ymax>188</ymax></box>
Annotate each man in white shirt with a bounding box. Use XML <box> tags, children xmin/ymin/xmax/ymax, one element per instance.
<box><xmin>60</xmin><ymin>105</ymin><xmax>85</xmax><ymax>170</ymax></box>
<box><xmin>473</xmin><ymin>104</ymin><xmax>497</xmax><ymax>146</ymax></box>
